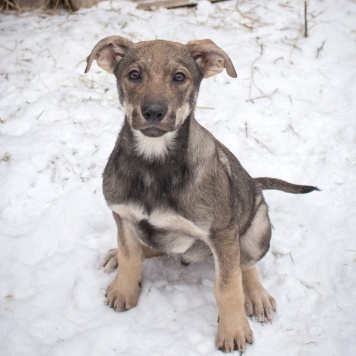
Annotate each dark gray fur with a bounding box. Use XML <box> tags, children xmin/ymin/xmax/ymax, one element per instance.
<box><xmin>96</xmin><ymin>39</ymin><xmax>317</xmax><ymax>268</ymax></box>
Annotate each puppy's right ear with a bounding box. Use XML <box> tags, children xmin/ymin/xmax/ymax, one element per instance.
<box><xmin>85</xmin><ymin>36</ymin><xmax>133</xmax><ymax>74</ymax></box>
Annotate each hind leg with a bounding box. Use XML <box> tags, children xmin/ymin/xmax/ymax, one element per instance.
<box><xmin>239</xmin><ymin>199</ymin><xmax>276</xmax><ymax>321</ymax></box>
<box><xmin>242</xmin><ymin>265</ymin><xmax>276</xmax><ymax>322</ymax></box>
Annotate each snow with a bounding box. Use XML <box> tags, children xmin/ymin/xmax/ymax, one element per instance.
<box><xmin>0</xmin><ymin>0</ymin><xmax>355</xmax><ymax>355</ymax></box>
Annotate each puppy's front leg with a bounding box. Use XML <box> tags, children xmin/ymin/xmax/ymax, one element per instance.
<box><xmin>212</xmin><ymin>224</ymin><xmax>254</xmax><ymax>353</ymax></box>
<box><xmin>106</xmin><ymin>212</ymin><xmax>144</xmax><ymax>312</ymax></box>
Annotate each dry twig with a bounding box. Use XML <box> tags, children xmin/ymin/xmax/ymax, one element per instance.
<box><xmin>137</xmin><ymin>0</ymin><xmax>229</xmax><ymax>11</ymax></box>
<box><xmin>304</xmin><ymin>0</ymin><xmax>308</xmax><ymax>38</ymax></box>
<box><xmin>316</xmin><ymin>41</ymin><xmax>326</xmax><ymax>58</ymax></box>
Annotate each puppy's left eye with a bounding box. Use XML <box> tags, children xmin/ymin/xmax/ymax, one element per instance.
<box><xmin>128</xmin><ymin>70</ymin><xmax>141</xmax><ymax>81</ymax></box>
<box><xmin>173</xmin><ymin>72</ymin><xmax>186</xmax><ymax>83</ymax></box>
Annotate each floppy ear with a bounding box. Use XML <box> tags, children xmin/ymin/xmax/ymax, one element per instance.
<box><xmin>84</xmin><ymin>36</ymin><xmax>134</xmax><ymax>74</ymax></box>
<box><xmin>186</xmin><ymin>39</ymin><xmax>237</xmax><ymax>78</ymax></box>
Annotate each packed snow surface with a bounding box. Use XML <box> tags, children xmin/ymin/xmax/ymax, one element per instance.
<box><xmin>1</xmin><ymin>0</ymin><xmax>355</xmax><ymax>355</ymax></box>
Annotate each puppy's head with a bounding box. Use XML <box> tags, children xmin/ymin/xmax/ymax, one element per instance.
<box><xmin>85</xmin><ymin>37</ymin><xmax>236</xmax><ymax>138</ymax></box>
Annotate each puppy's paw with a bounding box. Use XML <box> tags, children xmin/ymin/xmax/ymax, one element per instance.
<box><xmin>216</xmin><ymin>316</ymin><xmax>254</xmax><ymax>353</ymax></box>
<box><xmin>101</xmin><ymin>248</ymin><xmax>118</xmax><ymax>273</ymax></box>
<box><xmin>106</xmin><ymin>277</ymin><xmax>141</xmax><ymax>312</ymax></box>
<box><xmin>244</xmin><ymin>286</ymin><xmax>276</xmax><ymax>323</ymax></box>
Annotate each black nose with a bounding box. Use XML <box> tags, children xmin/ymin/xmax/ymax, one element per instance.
<box><xmin>141</xmin><ymin>104</ymin><xmax>167</xmax><ymax>122</ymax></box>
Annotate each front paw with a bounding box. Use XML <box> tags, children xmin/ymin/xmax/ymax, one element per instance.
<box><xmin>216</xmin><ymin>316</ymin><xmax>254</xmax><ymax>353</ymax></box>
<box><xmin>106</xmin><ymin>277</ymin><xmax>141</xmax><ymax>312</ymax></box>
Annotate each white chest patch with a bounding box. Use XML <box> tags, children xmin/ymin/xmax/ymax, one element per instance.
<box><xmin>132</xmin><ymin>130</ymin><xmax>177</xmax><ymax>161</ymax></box>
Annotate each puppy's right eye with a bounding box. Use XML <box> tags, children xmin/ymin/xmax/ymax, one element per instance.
<box><xmin>173</xmin><ymin>72</ymin><xmax>186</xmax><ymax>83</ymax></box>
<box><xmin>128</xmin><ymin>70</ymin><xmax>141</xmax><ymax>81</ymax></box>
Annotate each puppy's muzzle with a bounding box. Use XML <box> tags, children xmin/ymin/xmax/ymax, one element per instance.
<box><xmin>140</xmin><ymin>102</ymin><xmax>169</xmax><ymax>137</ymax></box>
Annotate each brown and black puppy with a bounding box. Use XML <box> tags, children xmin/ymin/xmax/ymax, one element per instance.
<box><xmin>85</xmin><ymin>37</ymin><xmax>317</xmax><ymax>353</ymax></box>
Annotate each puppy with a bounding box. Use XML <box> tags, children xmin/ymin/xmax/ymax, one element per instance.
<box><xmin>85</xmin><ymin>36</ymin><xmax>317</xmax><ymax>352</ymax></box>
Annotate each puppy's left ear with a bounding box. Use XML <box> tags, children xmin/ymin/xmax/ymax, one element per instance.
<box><xmin>186</xmin><ymin>39</ymin><xmax>237</xmax><ymax>78</ymax></box>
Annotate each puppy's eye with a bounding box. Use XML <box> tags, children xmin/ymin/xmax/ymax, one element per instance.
<box><xmin>173</xmin><ymin>72</ymin><xmax>186</xmax><ymax>83</ymax></box>
<box><xmin>128</xmin><ymin>70</ymin><xmax>141</xmax><ymax>81</ymax></box>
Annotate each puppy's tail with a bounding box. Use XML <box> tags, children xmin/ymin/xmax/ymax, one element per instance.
<box><xmin>255</xmin><ymin>177</ymin><xmax>320</xmax><ymax>194</ymax></box>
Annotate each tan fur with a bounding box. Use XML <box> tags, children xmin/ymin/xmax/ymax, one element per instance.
<box><xmin>215</xmin><ymin>281</ymin><xmax>254</xmax><ymax>352</ymax></box>
<box><xmin>106</xmin><ymin>212</ymin><xmax>144</xmax><ymax>311</ymax></box>
<box><xmin>141</xmin><ymin>244</ymin><xmax>165</xmax><ymax>258</ymax></box>
<box><xmin>211</xmin><ymin>223</ymin><xmax>253</xmax><ymax>352</ymax></box>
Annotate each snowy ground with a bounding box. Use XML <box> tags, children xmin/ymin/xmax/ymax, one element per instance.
<box><xmin>1</xmin><ymin>0</ymin><xmax>355</xmax><ymax>355</ymax></box>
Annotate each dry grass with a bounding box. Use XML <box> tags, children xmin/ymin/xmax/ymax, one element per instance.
<box><xmin>0</xmin><ymin>0</ymin><xmax>80</xmax><ymax>12</ymax></box>
<box><xmin>0</xmin><ymin>0</ymin><xmax>21</xmax><ymax>11</ymax></box>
